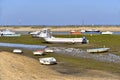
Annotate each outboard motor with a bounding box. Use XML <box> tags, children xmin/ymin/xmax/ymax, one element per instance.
<box><xmin>82</xmin><ymin>36</ymin><xmax>88</xmax><ymax>44</ymax></box>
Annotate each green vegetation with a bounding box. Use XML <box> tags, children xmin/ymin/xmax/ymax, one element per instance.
<box><xmin>0</xmin><ymin>35</ymin><xmax>44</xmax><ymax>45</ymax></box>
<box><xmin>0</xmin><ymin>34</ymin><xmax>120</xmax><ymax>54</ymax></box>
<box><xmin>55</xmin><ymin>34</ymin><xmax>120</xmax><ymax>55</ymax></box>
<box><xmin>0</xmin><ymin>34</ymin><xmax>120</xmax><ymax>75</ymax></box>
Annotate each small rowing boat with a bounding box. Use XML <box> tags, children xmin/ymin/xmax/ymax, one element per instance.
<box><xmin>39</xmin><ymin>57</ymin><xmax>57</xmax><ymax>65</ymax></box>
<box><xmin>87</xmin><ymin>48</ymin><xmax>110</xmax><ymax>53</ymax></box>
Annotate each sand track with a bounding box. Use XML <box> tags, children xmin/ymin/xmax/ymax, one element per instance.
<box><xmin>0</xmin><ymin>51</ymin><xmax>119</xmax><ymax>80</ymax></box>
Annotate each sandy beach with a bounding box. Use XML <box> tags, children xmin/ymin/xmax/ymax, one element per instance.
<box><xmin>0</xmin><ymin>26</ymin><xmax>120</xmax><ymax>32</ymax></box>
<box><xmin>0</xmin><ymin>51</ymin><xmax>120</xmax><ymax>80</ymax></box>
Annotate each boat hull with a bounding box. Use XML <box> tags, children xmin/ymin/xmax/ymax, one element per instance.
<box><xmin>1</xmin><ymin>34</ymin><xmax>21</xmax><ymax>37</ymax></box>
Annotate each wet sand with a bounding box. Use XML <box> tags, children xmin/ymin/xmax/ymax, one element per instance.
<box><xmin>0</xmin><ymin>26</ymin><xmax>120</xmax><ymax>32</ymax></box>
<box><xmin>0</xmin><ymin>51</ymin><xmax>120</xmax><ymax>80</ymax></box>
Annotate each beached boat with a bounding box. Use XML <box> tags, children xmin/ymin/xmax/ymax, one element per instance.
<box><xmin>13</xmin><ymin>49</ymin><xmax>23</xmax><ymax>53</ymax></box>
<box><xmin>39</xmin><ymin>57</ymin><xmax>57</xmax><ymax>65</ymax></box>
<box><xmin>70</xmin><ymin>30</ymin><xmax>81</xmax><ymax>34</ymax></box>
<box><xmin>42</xmin><ymin>28</ymin><xmax>88</xmax><ymax>44</ymax></box>
<box><xmin>0</xmin><ymin>29</ymin><xmax>21</xmax><ymax>37</ymax></box>
<box><xmin>101</xmin><ymin>31</ymin><xmax>113</xmax><ymax>34</ymax></box>
<box><xmin>33</xmin><ymin>50</ymin><xmax>44</xmax><ymax>55</ymax></box>
<box><xmin>45</xmin><ymin>49</ymin><xmax>54</xmax><ymax>53</ymax></box>
<box><xmin>87</xmin><ymin>48</ymin><xmax>110</xmax><ymax>53</ymax></box>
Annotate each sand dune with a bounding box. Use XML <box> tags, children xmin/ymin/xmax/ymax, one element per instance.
<box><xmin>0</xmin><ymin>26</ymin><xmax>120</xmax><ymax>32</ymax></box>
<box><xmin>0</xmin><ymin>51</ymin><xmax>119</xmax><ymax>80</ymax></box>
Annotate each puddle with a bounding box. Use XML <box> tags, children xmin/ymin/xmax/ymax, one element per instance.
<box><xmin>0</xmin><ymin>42</ymin><xmax>46</xmax><ymax>50</ymax></box>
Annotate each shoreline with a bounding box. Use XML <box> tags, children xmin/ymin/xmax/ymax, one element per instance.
<box><xmin>0</xmin><ymin>26</ymin><xmax>120</xmax><ymax>32</ymax></box>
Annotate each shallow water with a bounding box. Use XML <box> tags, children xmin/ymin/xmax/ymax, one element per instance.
<box><xmin>16</xmin><ymin>31</ymin><xmax>120</xmax><ymax>35</ymax></box>
<box><xmin>0</xmin><ymin>42</ymin><xmax>46</xmax><ymax>50</ymax></box>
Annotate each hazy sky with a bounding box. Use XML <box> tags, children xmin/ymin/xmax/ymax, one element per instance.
<box><xmin>0</xmin><ymin>0</ymin><xmax>120</xmax><ymax>25</ymax></box>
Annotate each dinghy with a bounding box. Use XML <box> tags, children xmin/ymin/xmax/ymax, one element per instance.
<box><xmin>39</xmin><ymin>57</ymin><xmax>56</xmax><ymax>65</ymax></box>
<box><xmin>44</xmin><ymin>49</ymin><xmax>54</xmax><ymax>53</ymax></box>
<box><xmin>33</xmin><ymin>50</ymin><xmax>44</xmax><ymax>55</ymax></box>
<box><xmin>13</xmin><ymin>49</ymin><xmax>23</xmax><ymax>53</ymax></box>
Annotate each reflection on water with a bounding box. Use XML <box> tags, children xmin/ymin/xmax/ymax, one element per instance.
<box><xmin>82</xmin><ymin>32</ymin><xmax>101</xmax><ymax>34</ymax></box>
<box><xmin>0</xmin><ymin>43</ymin><xmax>46</xmax><ymax>50</ymax></box>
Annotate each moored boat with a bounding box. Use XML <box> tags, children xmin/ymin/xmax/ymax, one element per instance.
<box><xmin>101</xmin><ymin>31</ymin><xmax>113</xmax><ymax>34</ymax></box>
<box><xmin>87</xmin><ymin>48</ymin><xmax>110</xmax><ymax>53</ymax></box>
<box><xmin>81</xmin><ymin>29</ymin><xmax>100</xmax><ymax>33</ymax></box>
<box><xmin>0</xmin><ymin>29</ymin><xmax>21</xmax><ymax>37</ymax></box>
<box><xmin>70</xmin><ymin>30</ymin><xmax>81</xmax><ymax>34</ymax></box>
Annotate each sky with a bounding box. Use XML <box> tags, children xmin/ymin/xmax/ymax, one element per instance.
<box><xmin>0</xmin><ymin>0</ymin><xmax>120</xmax><ymax>25</ymax></box>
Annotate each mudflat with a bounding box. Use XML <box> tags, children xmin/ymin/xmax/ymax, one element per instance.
<box><xmin>0</xmin><ymin>51</ymin><xmax>120</xmax><ymax>80</ymax></box>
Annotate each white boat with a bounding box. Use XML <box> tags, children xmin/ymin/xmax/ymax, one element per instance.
<box><xmin>80</xmin><ymin>30</ymin><xmax>86</xmax><ymax>33</ymax></box>
<box><xmin>39</xmin><ymin>57</ymin><xmax>57</xmax><ymax>65</ymax></box>
<box><xmin>0</xmin><ymin>29</ymin><xmax>15</xmax><ymax>34</ymax></box>
<box><xmin>81</xmin><ymin>29</ymin><xmax>100</xmax><ymax>33</ymax></box>
<box><xmin>0</xmin><ymin>29</ymin><xmax>21</xmax><ymax>37</ymax></box>
<box><xmin>87</xmin><ymin>48</ymin><xmax>110</xmax><ymax>53</ymax></box>
<box><xmin>44</xmin><ymin>37</ymin><xmax>88</xmax><ymax>44</ymax></box>
<box><xmin>101</xmin><ymin>31</ymin><xmax>113</xmax><ymax>34</ymax></box>
<box><xmin>13</xmin><ymin>49</ymin><xmax>23</xmax><ymax>53</ymax></box>
<box><xmin>41</xmin><ymin>28</ymin><xmax>88</xmax><ymax>44</ymax></box>
<box><xmin>45</xmin><ymin>49</ymin><xmax>54</xmax><ymax>53</ymax></box>
<box><xmin>29</xmin><ymin>31</ymin><xmax>40</xmax><ymax>35</ymax></box>
<box><xmin>33</xmin><ymin>50</ymin><xmax>44</xmax><ymax>55</ymax></box>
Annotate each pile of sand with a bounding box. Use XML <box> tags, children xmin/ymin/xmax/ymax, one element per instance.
<box><xmin>0</xmin><ymin>51</ymin><xmax>119</xmax><ymax>80</ymax></box>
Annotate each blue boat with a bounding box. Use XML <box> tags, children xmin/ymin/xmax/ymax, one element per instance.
<box><xmin>87</xmin><ymin>48</ymin><xmax>110</xmax><ymax>53</ymax></box>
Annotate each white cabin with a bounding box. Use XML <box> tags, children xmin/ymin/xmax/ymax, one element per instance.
<box><xmin>32</xmin><ymin>28</ymin><xmax>51</xmax><ymax>38</ymax></box>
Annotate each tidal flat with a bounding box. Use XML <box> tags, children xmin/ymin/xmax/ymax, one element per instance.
<box><xmin>0</xmin><ymin>34</ymin><xmax>120</xmax><ymax>77</ymax></box>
